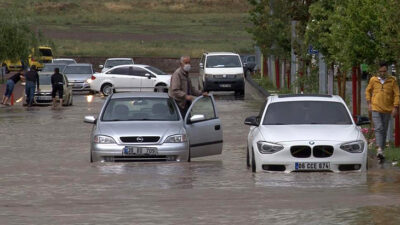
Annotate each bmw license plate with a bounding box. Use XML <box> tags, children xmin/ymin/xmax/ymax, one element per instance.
<box><xmin>295</xmin><ymin>162</ymin><xmax>330</xmax><ymax>171</ymax></box>
<box><xmin>123</xmin><ymin>146</ymin><xmax>158</xmax><ymax>156</ymax></box>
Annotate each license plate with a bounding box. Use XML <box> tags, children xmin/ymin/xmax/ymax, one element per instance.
<box><xmin>74</xmin><ymin>83</ymin><xmax>82</xmax><ymax>88</ymax></box>
<box><xmin>295</xmin><ymin>162</ymin><xmax>330</xmax><ymax>171</ymax></box>
<box><xmin>220</xmin><ymin>84</ymin><xmax>231</xmax><ymax>88</ymax></box>
<box><xmin>123</xmin><ymin>146</ymin><xmax>158</xmax><ymax>156</ymax></box>
<box><xmin>37</xmin><ymin>96</ymin><xmax>52</xmax><ymax>100</ymax></box>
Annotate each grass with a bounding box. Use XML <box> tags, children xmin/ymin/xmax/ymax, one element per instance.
<box><xmin>0</xmin><ymin>0</ymin><xmax>254</xmax><ymax>57</ymax></box>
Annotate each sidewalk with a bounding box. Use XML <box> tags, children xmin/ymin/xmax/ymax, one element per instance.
<box><xmin>0</xmin><ymin>72</ymin><xmax>25</xmax><ymax>106</ymax></box>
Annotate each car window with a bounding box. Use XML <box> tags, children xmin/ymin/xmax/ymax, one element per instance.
<box><xmin>64</xmin><ymin>66</ymin><xmax>92</xmax><ymax>74</ymax></box>
<box><xmin>105</xmin><ymin>60</ymin><xmax>133</xmax><ymax>68</ymax></box>
<box><xmin>206</xmin><ymin>55</ymin><xmax>242</xmax><ymax>68</ymax></box>
<box><xmin>188</xmin><ymin>97</ymin><xmax>216</xmax><ymax>120</ymax></box>
<box><xmin>263</xmin><ymin>101</ymin><xmax>353</xmax><ymax>125</ymax></box>
<box><xmin>145</xmin><ymin>66</ymin><xmax>167</xmax><ymax>75</ymax></box>
<box><xmin>102</xmin><ymin>98</ymin><xmax>179</xmax><ymax>121</ymax></box>
<box><xmin>130</xmin><ymin>67</ymin><xmax>147</xmax><ymax>76</ymax></box>
<box><xmin>108</xmin><ymin>67</ymin><xmax>129</xmax><ymax>75</ymax></box>
<box><xmin>39</xmin><ymin>48</ymin><xmax>53</xmax><ymax>56</ymax></box>
<box><xmin>39</xmin><ymin>75</ymin><xmax>51</xmax><ymax>85</ymax></box>
<box><xmin>42</xmin><ymin>64</ymin><xmax>67</xmax><ymax>73</ymax></box>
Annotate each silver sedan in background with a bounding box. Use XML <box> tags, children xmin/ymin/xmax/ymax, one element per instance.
<box><xmin>84</xmin><ymin>92</ymin><xmax>223</xmax><ymax>162</ymax></box>
<box><xmin>64</xmin><ymin>63</ymin><xmax>94</xmax><ymax>92</ymax></box>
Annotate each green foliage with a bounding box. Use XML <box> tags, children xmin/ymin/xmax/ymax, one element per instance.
<box><xmin>293</xmin><ymin>67</ymin><xmax>319</xmax><ymax>94</ymax></box>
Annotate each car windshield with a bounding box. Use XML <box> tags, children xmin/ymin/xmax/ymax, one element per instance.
<box><xmin>39</xmin><ymin>48</ymin><xmax>52</xmax><ymax>56</ymax></box>
<box><xmin>102</xmin><ymin>97</ymin><xmax>180</xmax><ymax>121</ymax></box>
<box><xmin>206</xmin><ymin>55</ymin><xmax>241</xmax><ymax>68</ymax></box>
<box><xmin>39</xmin><ymin>75</ymin><xmax>52</xmax><ymax>85</ymax></box>
<box><xmin>53</xmin><ymin>59</ymin><xmax>75</xmax><ymax>64</ymax></box>
<box><xmin>64</xmin><ymin>66</ymin><xmax>92</xmax><ymax>74</ymax></box>
<box><xmin>145</xmin><ymin>66</ymin><xmax>167</xmax><ymax>75</ymax></box>
<box><xmin>42</xmin><ymin>64</ymin><xmax>67</xmax><ymax>73</ymax></box>
<box><xmin>105</xmin><ymin>60</ymin><xmax>133</xmax><ymax>68</ymax></box>
<box><xmin>263</xmin><ymin>101</ymin><xmax>353</xmax><ymax>125</ymax></box>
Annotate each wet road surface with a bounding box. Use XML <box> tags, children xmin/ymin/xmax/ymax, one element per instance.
<box><xmin>1</xmin><ymin>83</ymin><xmax>400</xmax><ymax>224</ymax></box>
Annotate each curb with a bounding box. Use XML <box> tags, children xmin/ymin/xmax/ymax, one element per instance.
<box><xmin>245</xmin><ymin>74</ymin><xmax>270</xmax><ymax>97</ymax></box>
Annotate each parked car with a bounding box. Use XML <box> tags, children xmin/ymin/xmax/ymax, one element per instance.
<box><xmin>33</xmin><ymin>72</ymin><xmax>73</xmax><ymax>106</ymax></box>
<box><xmin>29</xmin><ymin>46</ymin><xmax>53</xmax><ymax>70</ymax></box>
<box><xmin>52</xmin><ymin>58</ymin><xmax>77</xmax><ymax>65</ymax></box>
<box><xmin>64</xmin><ymin>63</ymin><xmax>94</xmax><ymax>92</ymax></box>
<box><xmin>84</xmin><ymin>92</ymin><xmax>223</xmax><ymax>162</ymax></box>
<box><xmin>41</xmin><ymin>63</ymin><xmax>68</xmax><ymax>73</ymax></box>
<box><xmin>1</xmin><ymin>59</ymin><xmax>22</xmax><ymax>73</ymax></box>
<box><xmin>240</xmin><ymin>55</ymin><xmax>256</xmax><ymax>77</ymax></box>
<box><xmin>99</xmin><ymin>58</ymin><xmax>134</xmax><ymax>73</ymax></box>
<box><xmin>200</xmin><ymin>52</ymin><xmax>245</xmax><ymax>96</ymax></box>
<box><xmin>89</xmin><ymin>64</ymin><xmax>171</xmax><ymax>96</ymax></box>
<box><xmin>245</xmin><ymin>94</ymin><xmax>369</xmax><ymax>173</ymax></box>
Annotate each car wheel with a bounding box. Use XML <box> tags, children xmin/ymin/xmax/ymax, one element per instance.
<box><xmin>90</xmin><ymin>150</ymin><xmax>93</xmax><ymax>163</ymax></box>
<box><xmin>154</xmin><ymin>84</ymin><xmax>167</xmax><ymax>92</ymax></box>
<box><xmin>246</xmin><ymin>145</ymin><xmax>250</xmax><ymax>168</ymax></box>
<box><xmin>251</xmin><ymin>148</ymin><xmax>256</xmax><ymax>173</ymax></box>
<box><xmin>101</xmin><ymin>83</ymin><xmax>113</xmax><ymax>96</ymax></box>
<box><xmin>203</xmin><ymin>82</ymin><xmax>208</xmax><ymax>92</ymax></box>
<box><xmin>235</xmin><ymin>89</ymin><xmax>245</xmax><ymax>97</ymax></box>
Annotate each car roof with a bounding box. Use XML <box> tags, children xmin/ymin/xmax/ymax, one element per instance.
<box><xmin>106</xmin><ymin>58</ymin><xmax>133</xmax><ymax>61</ymax></box>
<box><xmin>106</xmin><ymin>64</ymin><xmax>149</xmax><ymax>69</ymax></box>
<box><xmin>268</xmin><ymin>94</ymin><xmax>344</xmax><ymax>103</ymax></box>
<box><xmin>205</xmin><ymin>52</ymin><xmax>239</xmax><ymax>56</ymax></box>
<box><xmin>66</xmin><ymin>63</ymin><xmax>92</xmax><ymax>67</ymax></box>
<box><xmin>53</xmin><ymin>58</ymin><xmax>75</xmax><ymax>61</ymax></box>
<box><xmin>110</xmin><ymin>92</ymin><xmax>170</xmax><ymax>99</ymax></box>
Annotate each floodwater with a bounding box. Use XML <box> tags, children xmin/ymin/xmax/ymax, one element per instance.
<box><xmin>0</xmin><ymin>83</ymin><xmax>400</xmax><ymax>225</ymax></box>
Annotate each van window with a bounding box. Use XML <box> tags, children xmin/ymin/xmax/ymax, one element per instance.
<box><xmin>206</xmin><ymin>55</ymin><xmax>241</xmax><ymax>68</ymax></box>
<box><xmin>39</xmin><ymin>49</ymin><xmax>53</xmax><ymax>57</ymax></box>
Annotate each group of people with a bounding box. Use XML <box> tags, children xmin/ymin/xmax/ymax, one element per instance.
<box><xmin>1</xmin><ymin>65</ymin><xmax>65</xmax><ymax>109</ymax></box>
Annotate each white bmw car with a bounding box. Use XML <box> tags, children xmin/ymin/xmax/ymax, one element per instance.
<box><xmin>245</xmin><ymin>94</ymin><xmax>370</xmax><ymax>173</ymax></box>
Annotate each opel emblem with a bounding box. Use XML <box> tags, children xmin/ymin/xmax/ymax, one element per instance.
<box><xmin>309</xmin><ymin>141</ymin><xmax>315</xmax><ymax>145</ymax></box>
<box><xmin>136</xmin><ymin>137</ymin><xmax>144</xmax><ymax>142</ymax></box>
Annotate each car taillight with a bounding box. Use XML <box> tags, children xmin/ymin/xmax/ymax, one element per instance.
<box><xmin>91</xmin><ymin>75</ymin><xmax>96</xmax><ymax>80</ymax></box>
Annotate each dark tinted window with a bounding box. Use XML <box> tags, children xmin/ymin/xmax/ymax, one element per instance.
<box><xmin>109</xmin><ymin>67</ymin><xmax>129</xmax><ymax>75</ymax></box>
<box><xmin>102</xmin><ymin>98</ymin><xmax>179</xmax><ymax>121</ymax></box>
<box><xmin>206</xmin><ymin>55</ymin><xmax>242</xmax><ymax>68</ymax></box>
<box><xmin>130</xmin><ymin>67</ymin><xmax>147</xmax><ymax>76</ymax></box>
<box><xmin>104</xmin><ymin>59</ymin><xmax>133</xmax><ymax>68</ymax></box>
<box><xmin>145</xmin><ymin>66</ymin><xmax>167</xmax><ymax>75</ymax></box>
<box><xmin>39</xmin><ymin>48</ymin><xmax>53</xmax><ymax>56</ymax></box>
<box><xmin>64</xmin><ymin>66</ymin><xmax>93</xmax><ymax>74</ymax></box>
<box><xmin>263</xmin><ymin>101</ymin><xmax>352</xmax><ymax>125</ymax></box>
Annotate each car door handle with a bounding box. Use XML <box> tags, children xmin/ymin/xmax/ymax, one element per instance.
<box><xmin>215</xmin><ymin>125</ymin><xmax>221</xmax><ymax>130</ymax></box>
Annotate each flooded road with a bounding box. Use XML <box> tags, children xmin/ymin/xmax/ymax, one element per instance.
<box><xmin>1</xmin><ymin>83</ymin><xmax>400</xmax><ymax>224</ymax></box>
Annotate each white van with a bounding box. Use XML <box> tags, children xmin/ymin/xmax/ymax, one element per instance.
<box><xmin>199</xmin><ymin>52</ymin><xmax>245</xmax><ymax>96</ymax></box>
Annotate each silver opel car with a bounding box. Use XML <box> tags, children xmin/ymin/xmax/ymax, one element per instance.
<box><xmin>84</xmin><ymin>92</ymin><xmax>223</xmax><ymax>162</ymax></box>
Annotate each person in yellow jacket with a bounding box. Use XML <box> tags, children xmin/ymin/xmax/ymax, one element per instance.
<box><xmin>365</xmin><ymin>62</ymin><xmax>400</xmax><ymax>161</ymax></box>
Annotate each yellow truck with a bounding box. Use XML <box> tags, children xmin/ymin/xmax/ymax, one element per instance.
<box><xmin>1</xmin><ymin>46</ymin><xmax>53</xmax><ymax>73</ymax></box>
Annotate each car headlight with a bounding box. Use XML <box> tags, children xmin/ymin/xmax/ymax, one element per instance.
<box><xmin>94</xmin><ymin>135</ymin><xmax>116</xmax><ymax>144</ymax></box>
<box><xmin>235</xmin><ymin>73</ymin><xmax>244</xmax><ymax>78</ymax></box>
<box><xmin>205</xmin><ymin>74</ymin><xmax>213</xmax><ymax>78</ymax></box>
<box><xmin>340</xmin><ymin>140</ymin><xmax>364</xmax><ymax>153</ymax></box>
<box><xmin>256</xmin><ymin>141</ymin><xmax>284</xmax><ymax>154</ymax></box>
<box><xmin>164</xmin><ymin>134</ymin><xmax>187</xmax><ymax>143</ymax></box>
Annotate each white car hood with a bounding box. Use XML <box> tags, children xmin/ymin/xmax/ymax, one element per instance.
<box><xmin>259</xmin><ymin>125</ymin><xmax>360</xmax><ymax>142</ymax></box>
<box><xmin>204</xmin><ymin>67</ymin><xmax>243</xmax><ymax>75</ymax></box>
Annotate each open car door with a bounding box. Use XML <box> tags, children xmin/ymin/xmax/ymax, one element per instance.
<box><xmin>184</xmin><ymin>95</ymin><xmax>223</xmax><ymax>158</ymax></box>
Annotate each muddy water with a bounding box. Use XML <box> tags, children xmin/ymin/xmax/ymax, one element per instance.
<box><xmin>0</xmin><ymin>88</ymin><xmax>400</xmax><ymax>225</ymax></box>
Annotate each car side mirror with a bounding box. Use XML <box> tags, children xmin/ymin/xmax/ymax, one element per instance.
<box><xmin>145</xmin><ymin>73</ymin><xmax>153</xmax><ymax>79</ymax></box>
<box><xmin>190</xmin><ymin>114</ymin><xmax>205</xmax><ymax>123</ymax></box>
<box><xmin>84</xmin><ymin>115</ymin><xmax>97</xmax><ymax>124</ymax></box>
<box><xmin>99</xmin><ymin>65</ymin><xmax>104</xmax><ymax>69</ymax></box>
<box><xmin>199</xmin><ymin>63</ymin><xmax>204</xmax><ymax>69</ymax></box>
<box><xmin>356</xmin><ymin>115</ymin><xmax>370</xmax><ymax>126</ymax></box>
<box><xmin>244</xmin><ymin>116</ymin><xmax>259</xmax><ymax>126</ymax></box>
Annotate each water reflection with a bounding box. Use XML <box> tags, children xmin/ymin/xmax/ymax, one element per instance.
<box><xmin>86</xmin><ymin>95</ymin><xmax>94</xmax><ymax>103</ymax></box>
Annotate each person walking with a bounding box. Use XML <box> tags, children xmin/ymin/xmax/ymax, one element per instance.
<box><xmin>168</xmin><ymin>56</ymin><xmax>207</xmax><ymax>117</ymax></box>
<box><xmin>1</xmin><ymin>69</ymin><xmax>24</xmax><ymax>106</ymax></box>
<box><xmin>24</xmin><ymin>65</ymin><xmax>40</xmax><ymax>107</ymax></box>
<box><xmin>51</xmin><ymin>67</ymin><xmax>64</xmax><ymax>109</ymax></box>
<box><xmin>365</xmin><ymin>62</ymin><xmax>400</xmax><ymax>161</ymax></box>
